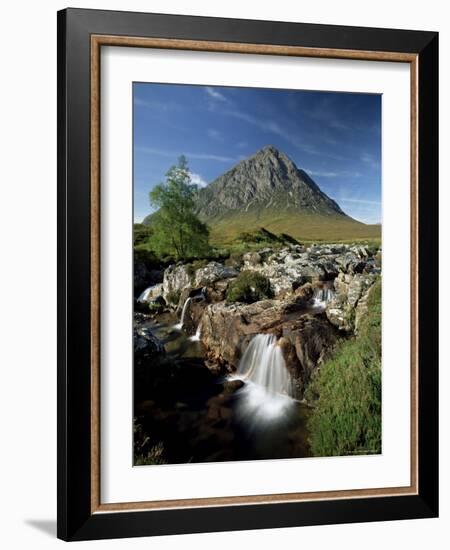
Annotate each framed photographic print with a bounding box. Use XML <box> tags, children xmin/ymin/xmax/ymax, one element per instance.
<box><xmin>57</xmin><ymin>8</ymin><xmax>439</xmax><ymax>541</ymax></box>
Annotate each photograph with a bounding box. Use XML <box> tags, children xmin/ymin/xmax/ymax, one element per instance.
<box><xmin>133</xmin><ymin>83</ymin><xmax>382</xmax><ymax>465</ymax></box>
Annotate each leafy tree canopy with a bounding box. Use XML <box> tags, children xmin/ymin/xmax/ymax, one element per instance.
<box><xmin>149</xmin><ymin>156</ymin><xmax>211</xmax><ymax>260</ymax></box>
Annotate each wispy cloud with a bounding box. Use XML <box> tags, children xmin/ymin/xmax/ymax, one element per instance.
<box><xmin>138</xmin><ymin>146</ymin><xmax>235</xmax><ymax>163</ymax></box>
<box><xmin>204</xmin><ymin>91</ymin><xmax>345</xmax><ymax>160</ymax></box>
<box><xmin>205</xmin><ymin>87</ymin><xmax>229</xmax><ymax>102</ymax></box>
<box><xmin>134</xmin><ymin>96</ymin><xmax>181</xmax><ymax>112</ymax></box>
<box><xmin>207</xmin><ymin>129</ymin><xmax>223</xmax><ymax>141</ymax></box>
<box><xmin>305</xmin><ymin>168</ymin><xmax>363</xmax><ymax>178</ymax></box>
<box><xmin>189</xmin><ymin>172</ymin><xmax>208</xmax><ymax>188</ymax></box>
<box><xmin>329</xmin><ymin>119</ymin><xmax>350</xmax><ymax>130</ymax></box>
<box><xmin>306</xmin><ymin>170</ymin><xmax>339</xmax><ymax>178</ymax></box>
<box><xmin>301</xmin><ymin>95</ymin><xmax>352</xmax><ymax>132</ymax></box>
<box><xmin>339</xmin><ymin>197</ymin><xmax>381</xmax><ymax>205</ymax></box>
<box><xmin>361</xmin><ymin>152</ymin><xmax>379</xmax><ymax>168</ymax></box>
<box><xmin>224</xmin><ymin>109</ymin><xmax>321</xmax><ymax>156</ymax></box>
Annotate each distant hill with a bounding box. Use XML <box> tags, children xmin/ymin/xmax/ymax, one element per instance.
<box><xmin>144</xmin><ymin>145</ymin><xmax>381</xmax><ymax>244</ymax></box>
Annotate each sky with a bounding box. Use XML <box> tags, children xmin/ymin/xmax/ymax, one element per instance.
<box><xmin>133</xmin><ymin>83</ymin><xmax>381</xmax><ymax>224</ymax></box>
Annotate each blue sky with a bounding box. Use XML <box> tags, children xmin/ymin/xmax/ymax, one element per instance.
<box><xmin>133</xmin><ymin>83</ymin><xmax>381</xmax><ymax>224</ymax></box>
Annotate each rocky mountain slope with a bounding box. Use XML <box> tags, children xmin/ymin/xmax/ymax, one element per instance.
<box><xmin>194</xmin><ymin>145</ymin><xmax>347</xmax><ymax>220</ymax></box>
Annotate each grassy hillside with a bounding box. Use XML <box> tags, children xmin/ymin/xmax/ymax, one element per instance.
<box><xmin>206</xmin><ymin>211</ymin><xmax>381</xmax><ymax>246</ymax></box>
<box><xmin>306</xmin><ymin>278</ymin><xmax>382</xmax><ymax>457</ymax></box>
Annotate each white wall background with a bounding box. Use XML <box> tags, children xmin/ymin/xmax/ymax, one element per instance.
<box><xmin>0</xmin><ymin>1</ymin><xmax>446</xmax><ymax>548</ymax></box>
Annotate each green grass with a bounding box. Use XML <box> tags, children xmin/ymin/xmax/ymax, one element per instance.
<box><xmin>306</xmin><ymin>278</ymin><xmax>382</xmax><ymax>457</ymax></box>
<box><xmin>206</xmin><ymin>211</ymin><xmax>381</xmax><ymax>246</ymax></box>
<box><xmin>226</xmin><ymin>271</ymin><xmax>273</xmax><ymax>304</ymax></box>
<box><xmin>136</xmin><ymin>216</ymin><xmax>381</xmax><ymax>264</ymax></box>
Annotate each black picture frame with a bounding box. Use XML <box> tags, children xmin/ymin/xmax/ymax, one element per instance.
<box><xmin>57</xmin><ymin>7</ymin><xmax>438</xmax><ymax>541</ymax></box>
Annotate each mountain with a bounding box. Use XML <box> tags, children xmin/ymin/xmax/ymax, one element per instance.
<box><xmin>144</xmin><ymin>145</ymin><xmax>381</xmax><ymax>244</ymax></box>
<box><xmin>195</xmin><ymin>145</ymin><xmax>347</xmax><ymax>220</ymax></box>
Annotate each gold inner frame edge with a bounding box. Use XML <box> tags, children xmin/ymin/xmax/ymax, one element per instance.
<box><xmin>90</xmin><ymin>35</ymin><xmax>419</xmax><ymax>514</ymax></box>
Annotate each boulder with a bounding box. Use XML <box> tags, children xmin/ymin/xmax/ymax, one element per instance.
<box><xmin>194</xmin><ymin>262</ymin><xmax>238</xmax><ymax>287</ymax></box>
<box><xmin>200</xmin><ymin>300</ymin><xmax>281</xmax><ymax>368</ymax></box>
<box><xmin>163</xmin><ymin>262</ymin><xmax>239</xmax><ymax>304</ymax></box>
<box><xmin>162</xmin><ymin>263</ymin><xmax>193</xmax><ymax>301</ymax></box>
<box><xmin>134</xmin><ymin>262</ymin><xmax>164</xmax><ymax>296</ymax></box>
<box><xmin>134</xmin><ymin>260</ymin><xmax>150</xmax><ymax>295</ymax></box>
<box><xmin>317</xmin><ymin>260</ymin><xmax>339</xmax><ymax>280</ymax></box>
<box><xmin>147</xmin><ymin>295</ymin><xmax>166</xmax><ymax>313</ymax></box>
<box><xmin>242</xmin><ymin>257</ymin><xmax>323</xmax><ymax>297</ymax></box>
<box><xmin>242</xmin><ymin>251</ymin><xmax>262</xmax><ymax>266</ymax></box>
<box><xmin>134</xmin><ymin>326</ymin><xmax>165</xmax><ymax>367</ymax></box>
<box><xmin>137</xmin><ymin>283</ymin><xmax>164</xmax><ymax>303</ymax></box>
<box><xmin>326</xmin><ymin>273</ymin><xmax>378</xmax><ymax>331</ymax></box>
<box><xmin>280</xmin><ymin>314</ymin><xmax>337</xmax><ymax>395</ymax></box>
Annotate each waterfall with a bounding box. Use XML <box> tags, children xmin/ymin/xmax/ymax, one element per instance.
<box><xmin>137</xmin><ymin>286</ymin><xmax>153</xmax><ymax>303</ymax></box>
<box><xmin>137</xmin><ymin>283</ymin><xmax>163</xmax><ymax>303</ymax></box>
<box><xmin>189</xmin><ymin>322</ymin><xmax>202</xmax><ymax>342</ymax></box>
<box><xmin>237</xmin><ymin>334</ymin><xmax>294</xmax><ymax>397</ymax></box>
<box><xmin>232</xmin><ymin>334</ymin><xmax>295</xmax><ymax>422</ymax></box>
<box><xmin>312</xmin><ymin>286</ymin><xmax>335</xmax><ymax>308</ymax></box>
<box><xmin>173</xmin><ymin>297</ymin><xmax>192</xmax><ymax>330</ymax></box>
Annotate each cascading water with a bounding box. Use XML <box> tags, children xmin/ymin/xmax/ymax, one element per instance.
<box><xmin>312</xmin><ymin>286</ymin><xmax>335</xmax><ymax>309</ymax></box>
<box><xmin>173</xmin><ymin>297</ymin><xmax>192</xmax><ymax>330</ymax></box>
<box><xmin>138</xmin><ymin>285</ymin><xmax>157</xmax><ymax>303</ymax></box>
<box><xmin>232</xmin><ymin>334</ymin><xmax>295</xmax><ymax>422</ymax></box>
<box><xmin>237</xmin><ymin>334</ymin><xmax>294</xmax><ymax>397</ymax></box>
<box><xmin>189</xmin><ymin>321</ymin><xmax>202</xmax><ymax>342</ymax></box>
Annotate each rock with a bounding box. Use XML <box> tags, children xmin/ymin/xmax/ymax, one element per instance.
<box><xmin>134</xmin><ymin>260</ymin><xmax>150</xmax><ymax>295</ymax></box>
<box><xmin>350</xmin><ymin>244</ymin><xmax>369</xmax><ymax>258</ymax></box>
<box><xmin>326</xmin><ymin>273</ymin><xmax>377</xmax><ymax>331</ymax></box>
<box><xmin>137</xmin><ymin>283</ymin><xmax>164</xmax><ymax>303</ymax></box>
<box><xmin>199</xmin><ymin>293</ymin><xmax>336</xmax><ymax>398</ymax></box>
<box><xmin>240</xmin><ymin>244</ymin><xmax>366</xmax><ymax>297</ymax></box>
<box><xmin>134</xmin><ymin>312</ymin><xmax>152</xmax><ymax>324</ymax></box>
<box><xmin>243</xmin><ymin>259</ymin><xmax>321</xmax><ymax>297</ymax></box>
<box><xmin>363</xmin><ymin>258</ymin><xmax>381</xmax><ymax>275</ymax></box>
<box><xmin>162</xmin><ymin>264</ymin><xmax>193</xmax><ymax>301</ymax></box>
<box><xmin>242</xmin><ymin>251</ymin><xmax>262</xmax><ymax>265</ymax></box>
<box><xmin>317</xmin><ymin>260</ymin><xmax>339</xmax><ymax>280</ymax></box>
<box><xmin>206</xmin><ymin>279</ymin><xmax>235</xmax><ymax>302</ymax></box>
<box><xmin>283</xmin><ymin>284</ymin><xmax>314</xmax><ymax>312</ymax></box>
<box><xmin>147</xmin><ymin>295</ymin><xmax>166</xmax><ymax>313</ymax></box>
<box><xmin>134</xmin><ymin>326</ymin><xmax>165</xmax><ymax>367</ymax></box>
<box><xmin>280</xmin><ymin>314</ymin><xmax>337</xmax><ymax>395</ymax></box>
<box><xmin>134</xmin><ymin>262</ymin><xmax>164</xmax><ymax>296</ymax></box>
<box><xmin>222</xmin><ymin>379</ymin><xmax>244</xmax><ymax>393</ymax></box>
<box><xmin>335</xmin><ymin>252</ymin><xmax>360</xmax><ymax>272</ymax></box>
<box><xmin>347</xmin><ymin>275</ymin><xmax>371</xmax><ymax>308</ymax></box>
<box><xmin>194</xmin><ymin>262</ymin><xmax>238</xmax><ymax>287</ymax></box>
<box><xmin>325</xmin><ymin>302</ymin><xmax>347</xmax><ymax>330</ymax></box>
<box><xmin>200</xmin><ymin>300</ymin><xmax>281</xmax><ymax>368</ymax></box>
<box><xmin>162</xmin><ymin>262</ymin><xmax>239</xmax><ymax>304</ymax></box>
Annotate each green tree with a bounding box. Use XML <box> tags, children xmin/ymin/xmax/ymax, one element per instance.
<box><xmin>149</xmin><ymin>156</ymin><xmax>211</xmax><ymax>260</ymax></box>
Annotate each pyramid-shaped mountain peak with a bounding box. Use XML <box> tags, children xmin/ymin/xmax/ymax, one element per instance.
<box><xmin>194</xmin><ymin>146</ymin><xmax>345</xmax><ymax>220</ymax></box>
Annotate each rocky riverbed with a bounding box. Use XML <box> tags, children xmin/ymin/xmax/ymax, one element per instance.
<box><xmin>134</xmin><ymin>242</ymin><xmax>381</xmax><ymax>464</ymax></box>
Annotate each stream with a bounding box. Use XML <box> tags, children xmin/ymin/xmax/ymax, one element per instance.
<box><xmin>134</xmin><ymin>310</ymin><xmax>313</xmax><ymax>465</ymax></box>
